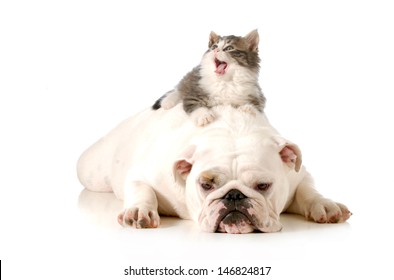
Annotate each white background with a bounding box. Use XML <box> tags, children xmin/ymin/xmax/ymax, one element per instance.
<box><xmin>1</xmin><ymin>0</ymin><xmax>393</xmax><ymax>279</ymax></box>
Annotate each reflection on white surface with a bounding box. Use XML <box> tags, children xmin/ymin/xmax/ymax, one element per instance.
<box><xmin>78</xmin><ymin>189</ymin><xmax>123</xmax><ymax>229</ymax></box>
<box><xmin>78</xmin><ymin>188</ymin><xmax>351</xmax><ymax>233</ymax></box>
<box><xmin>78</xmin><ymin>188</ymin><xmax>197</xmax><ymax>231</ymax></box>
<box><xmin>77</xmin><ymin>188</ymin><xmax>353</xmax><ymax>261</ymax></box>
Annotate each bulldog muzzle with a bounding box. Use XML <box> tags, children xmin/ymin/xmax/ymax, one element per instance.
<box><xmin>216</xmin><ymin>189</ymin><xmax>258</xmax><ymax>234</ymax></box>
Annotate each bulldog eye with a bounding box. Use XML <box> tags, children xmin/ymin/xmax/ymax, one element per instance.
<box><xmin>256</xmin><ymin>183</ymin><xmax>272</xmax><ymax>192</ymax></box>
<box><xmin>200</xmin><ymin>183</ymin><xmax>213</xmax><ymax>191</ymax></box>
<box><xmin>223</xmin><ymin>46</ymin><xmax>234</xmax><ymax>51</ymax></box>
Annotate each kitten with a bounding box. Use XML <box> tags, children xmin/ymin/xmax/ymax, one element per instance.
<box><xmin>152</xmin><ymin>29</ymin><xmax>266</xmax><ymax>126</ymax></box>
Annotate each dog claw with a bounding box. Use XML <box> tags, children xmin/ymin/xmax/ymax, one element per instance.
<box><xmin>118</xmin><ymin>207</ymin><xmax>160</xmax><ymax>229</ymax></box>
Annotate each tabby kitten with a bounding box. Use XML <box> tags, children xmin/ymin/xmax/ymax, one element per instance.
<box><xmin>152</xmin><ymin>29</ymin><xmax>266</xmax><ymax>126</ymax></box>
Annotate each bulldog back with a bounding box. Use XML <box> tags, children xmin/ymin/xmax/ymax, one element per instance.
<box><xmin>77</xmin><ymin>105</ymin><xmax>195</xmax><ymax>198</ymax></box>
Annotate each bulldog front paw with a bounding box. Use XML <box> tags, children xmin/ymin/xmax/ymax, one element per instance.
<box><xmin>308</xmin><ymin>199</ymin><xmax>352</xmax><ymax>223</ymax></box>
<box><xmin>191</xmin><ymin>108</ymin><xmax>215</xmax><ymax>126</ymax></box>
<box><xmin>118</xmin><ymin>207</ymin><xmax>160</xmax><ymax>228</ymax></box>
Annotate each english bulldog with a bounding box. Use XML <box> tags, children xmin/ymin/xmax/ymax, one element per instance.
<box><xmin>77</xmin><ymin>105</ymin><xmax>351</xmax><ymax>233</ymax></box>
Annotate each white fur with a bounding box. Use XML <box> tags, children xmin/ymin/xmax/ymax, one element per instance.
<box><xmin>77</xmin><ymin>105</ymin><xmax>351</xmax><ymax>233</ymax></box>
<box><xmin>198</xmin><ymin>49</ymin><xmax>260</xmax><ymax>107</ymax></box>
<box><xmin>161</xmin><ymin>90</ymin><xmax>180</xmax><ymax>110</ymax></box>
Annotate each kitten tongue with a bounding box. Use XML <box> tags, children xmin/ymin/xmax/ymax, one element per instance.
<box><xmin>214</xmin><ymin>57</ymin><xmax>228</xmax><ymax>75</ymax></box>
<box><xmin>215</xmin><ymin>62</ymin><xmax>227</xmax><ymax>75</ymax></box>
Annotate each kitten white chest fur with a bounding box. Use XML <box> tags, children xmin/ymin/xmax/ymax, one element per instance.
<box><xmin>199</xmin><ymin>62</ymin><xmax>259</xmax><ymax>107</ymax></box>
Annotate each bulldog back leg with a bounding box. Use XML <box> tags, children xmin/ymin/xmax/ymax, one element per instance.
<box><xmin>77</xmin><ymin>137</ymin><xmax>114</xmax><ymax>193</ymax></box>
<box><xmin>117</xmin><ymin>181</ymin><xmax>160</xmax><ymax>228</ymax></box>
<box><xmin>286</xmin><ymin>172</ymin><xmax>352</xmax><ymax>223</ymax></box>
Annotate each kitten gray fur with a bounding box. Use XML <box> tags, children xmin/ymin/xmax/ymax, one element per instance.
<box><xmin>178</xmin><ymin>66</ymin><xmax>212</xmax><ymax>114</ymax></box>
<box><xmin>152</xmin><ymin>30</ymin><xmax>266</xmax><ymax>118</ymax></box>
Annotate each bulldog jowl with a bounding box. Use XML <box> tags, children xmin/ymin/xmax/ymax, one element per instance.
<box><xmin>198</xmin><ymin>185</ymin><xmax>284</xmax><ymax>234</ymax></box>
<box><xmin>215</xmin><ymin>189</ymin><xmax>259</xmax><ymax>234</ymax></box>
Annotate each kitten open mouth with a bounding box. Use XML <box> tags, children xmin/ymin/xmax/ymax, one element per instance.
<box><xmin>215</xmin><ymin>58</ymin><xmax>228</xmax><ymax>75</ymax></box>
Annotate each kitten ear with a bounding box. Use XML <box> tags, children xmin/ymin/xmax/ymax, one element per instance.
<box><xmin>209</xmin><ymin>31</ymin><xmax>220</xmax><ymax>48</ymax></box>
<box><xmin>244</xmin><ymin>29</ymin><xmax>259</xmax><ymax>52</ymax></box>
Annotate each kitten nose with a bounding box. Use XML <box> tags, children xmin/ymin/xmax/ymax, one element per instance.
<box><xmin>223</xmin><ymin>189</ymin><xmax>246</xmax><ymax>201</ymax></box>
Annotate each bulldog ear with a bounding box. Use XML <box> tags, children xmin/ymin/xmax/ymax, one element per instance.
<box><xmin>173</xmin><ymin>145</ymin><xmax>196</xmax><ymax>183</ymax></box>
<box><xmin>273</xmin><ymin>136</ymin><xmax>302</xmax><ymax>172</ymax></box>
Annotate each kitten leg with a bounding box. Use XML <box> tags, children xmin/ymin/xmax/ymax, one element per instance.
<box><xmin>237</xmin><ymin>104</ymin><xmax>259</xmax><ymax>116</ymax></box>
<box><xmin>190</xmin><ymin>107</ymin><xmax>216</xmax><ymax>126</ymax></box>
<box><xmin>161</xmin><ymin>89</ymin><xmax>181</xmax><ymax>110</ymax></box>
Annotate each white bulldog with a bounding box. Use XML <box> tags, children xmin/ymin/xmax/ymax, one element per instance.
<box><xmin>77</xmin><ymin>105</ymin><xmax>351</xmax><ymax>233</ymax></box>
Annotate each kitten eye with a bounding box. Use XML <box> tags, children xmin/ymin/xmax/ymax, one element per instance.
<box><xmin>211</xmin><ymin>44</ymin><xmax>218</xmax><ymax>50</ymax></box>
<box><xmin>201</xmin><ymin>183</ymin><xmax>214</xmax><ymax>191</ymax></box>
<box><xmin>223</xmin><ymin>46</ymin><xmax>234</xmax><ymax>51</ymax></box>
<box><xmin>256</xmin><ymin>183</ymin><xmax>272</xmax><ymax>192</ymax></box>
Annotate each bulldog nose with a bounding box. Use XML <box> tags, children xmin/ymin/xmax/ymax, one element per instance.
<box><xmin>224</xmin><ymin>189</ymin><xmax>246</xmax><ymax>201</ymax></box>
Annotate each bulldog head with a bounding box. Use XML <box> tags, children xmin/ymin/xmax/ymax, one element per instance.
<box><xmin>173</xmin><ymin>133</ymin><xmax>302</xmax><ymax>234</ymax></box>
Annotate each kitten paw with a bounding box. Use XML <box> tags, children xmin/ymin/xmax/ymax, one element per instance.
<box><xmin>307</xmin><ymin>198</ymin><xmax>352</xmax><ymax>223</ymax></box>
<box><xmin>191</xmin><ymin>108</ymin><xmax>215</xmax><ymax>126</ymax></box>
<box><xmin>238</xmin><ymin>104</ymin><xmax>259</xmax><ymax>116</ymax></box>
<box><xmin>161</xmin><ymin>98</ymin><xmax>177</xmax><ymax>110</ymax></box>
<box><xmin>160</xmin><ymin>89</ymin><xmax>180</xmax><ymax>110</ymax></box>
<box><xmin>118</xmin><ymin>207</ymin><xmax>160</xmax><ymax>228</ymax></box>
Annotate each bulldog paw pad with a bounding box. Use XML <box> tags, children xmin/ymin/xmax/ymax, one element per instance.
<box><xmin>309</xmin><ymin>199</ymin><xmax>351</xmax><ymax>224</ymax></box>
<box><xmin>118</xmin><ymin>207</ymin><xmax>160</xmax><ymax>229</ymax></box>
